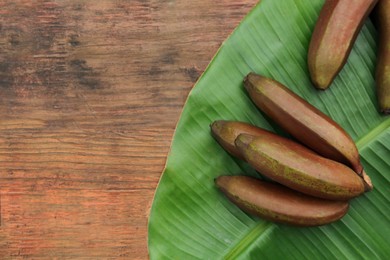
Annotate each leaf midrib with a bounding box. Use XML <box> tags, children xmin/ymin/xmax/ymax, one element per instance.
<box><xmin>223</xmin><ymin>222</ymin><xmax>275</xmax><ymax>260</ymax></box>
<box><xmin>356</xmin><ymin>117</ymin><xmax>390</xmax><ymax>150</ymax></box>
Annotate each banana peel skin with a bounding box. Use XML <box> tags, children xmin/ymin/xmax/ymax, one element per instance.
<box><xmin>375</xmin><ymin>0</ymin><xmax>390</xmax><ymax>114</ymax></box>
<box><xmin>235</xmin><ymin>133</ymin><xmax>366</xmax><ymax>200</ymax></box>
<box><xmin>244</xmin><ymin>72</ymin><xmax>373</xmax><ymax>191</ymax></box>
<box><xmin>308</xmin><ymin>0</ymin><xmax>378</xmax><ymax>89</ymax></box>
<box><xmin>210</xmin><ymin>120</ymin><xmax>275</xmax><ymax>160</ymax></box>
<box><xmin>215</xmin><ymin>175</ymin><xmax>349</xmax><ymax>227</ymax></box>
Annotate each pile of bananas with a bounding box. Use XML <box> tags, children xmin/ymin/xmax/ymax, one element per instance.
<box><xmin>212</xmin><ymin>0</ymin><xmax>389</xmax><ymax>227</ymax></box>
<box><xmin>211</xmin><ymin>74</ymin><xmax>372</xmax><ymax>226</ymax></box>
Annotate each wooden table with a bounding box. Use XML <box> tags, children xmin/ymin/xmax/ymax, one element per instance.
<box><xmin>0</xmin><ymin>1</ymin><xmax>257</xmax><ymax>258</ymax></box>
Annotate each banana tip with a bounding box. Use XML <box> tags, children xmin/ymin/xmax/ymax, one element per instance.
<box><xmin>243</xmin><ymin>72</ymin><xmax>255</xmax><ymax>81</ymax></box>
<box><xmin>243</xmin><ymin>74</ymin><xmax>249</xmax><ymax>84</ymax></box>
<box><xmin>380</xmin><ymin>108</ymin><xmax>390</xmax><ymax>115</ymax></box>
<box><xmin>243</xmin><ymin>72</ymin><xmax>257</xmax><ymax>90</ymax></box>
<box><xmin>361</xmin><ymin>170</ymin><xmax>373</xmax><ymax>192</ymax></box>
<box><xmin>210</xmin><ymin>120</ymin><xmax>224</xmax><ymax>133</ymax></box>
<box><xmin>214</xmin><ymin>175</ymin><xmax>229</xmax><ymax>189</ymax></box>
<box><xmin>210</xmin><ymin>120</ymin><xmax>217</xmax><ymax>130</ymax></box>
<box><xmin>312</xmin><ymin>80</ymin><xmax>331</xmax><ymax>90</ymax></box>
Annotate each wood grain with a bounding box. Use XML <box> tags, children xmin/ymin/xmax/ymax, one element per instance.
<box><xmin>0</xmin><ymin>0</ymin><xmax>257</xmax><ymax>258</ymax></box>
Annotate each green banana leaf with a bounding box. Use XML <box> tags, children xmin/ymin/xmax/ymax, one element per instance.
<box><xmin>148</xmin><ymin>0</ymin><xmax>390</xmax><ymax>258</ymax></box>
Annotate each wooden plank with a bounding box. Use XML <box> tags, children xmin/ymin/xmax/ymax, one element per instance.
<box><xmin>0</xmin><ymin>0</ymin><xmax>257</xmax><ymax>258</ymax></box>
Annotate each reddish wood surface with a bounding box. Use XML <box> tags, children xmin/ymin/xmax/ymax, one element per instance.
<box><xmin>0</xmin><ymin>0</ymin><xmax>257</xmax><ymax>259</ymax></box>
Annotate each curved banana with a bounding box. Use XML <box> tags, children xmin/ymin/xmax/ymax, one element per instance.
<box><xmin>235</xmin><ymin>133</ymin><xmax>366</xmax><ymax>200</ymax></box>
<box><xmin>243</xmin><ymin>72</ymin><xmax>372</xmax><ymax>190</ymax></box>
<box><xmin>375</xmin><ymin>0</ymin><xmax>390</xmax><ymax>114</ymax></box>
<box><xmin>215</xmin><ymin>175</ymin><xmax>349</xmax><ymax>227</ymax></box>
<box><xmin>308</xmin><ymin>0</ymin><xmax>378</xmax><ymax>89</ymax></box>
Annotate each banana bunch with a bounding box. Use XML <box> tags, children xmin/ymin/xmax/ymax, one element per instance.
<box><xmin>211</xmin><ymin>73</ymin><xmax>373</xmax><ymax>227</ymax></box>
<box><xmin>212</xmin><ymin>0</ymin><xmax>389</xmax><ymax>227</ymax></box>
